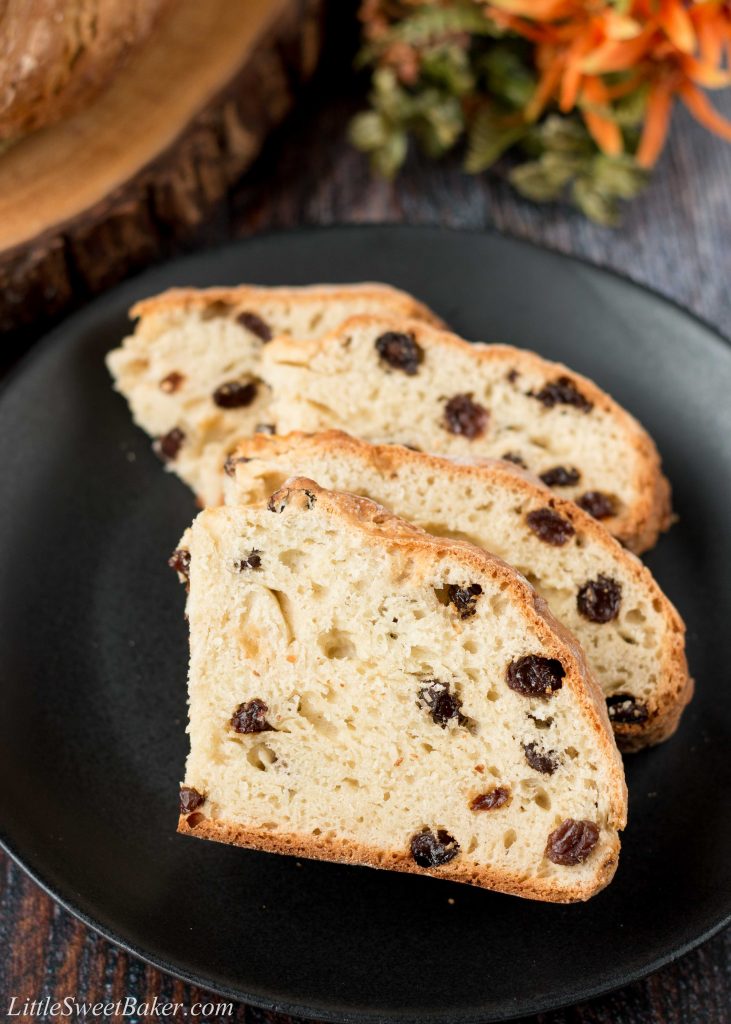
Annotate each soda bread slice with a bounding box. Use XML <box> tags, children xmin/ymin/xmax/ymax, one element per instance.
<box><xmin>106</xmin><ymin>284</ymin><xmax>442</xmax><ymax>506</ymax></box>
<box><xmin>174</xmin><ymin>479</ymin><xmax>627</xmax><ymax>902</ymax></box>
<box><xmin>262</xmin><ymin>316</ymin><xmax>671</xmax><ymax>553</ymax></box>
<box><xmin>225</xmin><ymin>432</ymin><xmax>691</xmax><ymax>752</ymax></box>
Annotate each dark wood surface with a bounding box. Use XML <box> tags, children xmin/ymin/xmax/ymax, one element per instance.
<box><xmin>1</xmin><ymin>12</ymin><xmax>730</xmax><ymax>1023</ymax></box>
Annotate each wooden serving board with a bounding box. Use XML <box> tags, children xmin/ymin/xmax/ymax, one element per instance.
<box><xmin>0</xmin><ymin>0</ymin><xmax>324</xmax><ymax>333</ymax></box>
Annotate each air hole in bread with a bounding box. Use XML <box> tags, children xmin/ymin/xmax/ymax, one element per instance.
<box><xmin>534</xmin><ymin>789</ymin><xmax>551</xmax><ymax>811</ymax></box>
<box><xmin>199</xmin><ymin>300</ymin><xmax>233</xmax><ymax>320</ymax></box>
<box><xmin>298</xmin><ymin>693</ymin><xmax>339</xmax><ymax>739</ymax></box>
<box><xmin>504</xmin><ymin>829</ymin><xmax>517</xmax><ymax>850</ymax></box>
<box><xmin>270</xmin><ymin>589</ymin><xmax>295</xmax><ymax>643</ymax></box>
<box><xmin>319</xmin><ymin>629</ymin><xmax>356</xmax><ymax>660</ymax></box>
<box><xmin>626</xmin><ymin>608</ymin><xmax>647</xmax><ymax>625</ymax></box>
<box><xmin>247</xmin><ymin>743</ymin><xmax>277</xmax><ymax>771</ymax></box>
<box><xmin>433</xmin><ymin>585</ymin><xmax>451</xmax><ymax>607</ymax></box>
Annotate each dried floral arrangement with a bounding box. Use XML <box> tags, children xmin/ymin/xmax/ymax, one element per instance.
<box><xmin>349</xmin><ymin>1</ymin><xmax>731</xmax><ymax>224</ymax></box>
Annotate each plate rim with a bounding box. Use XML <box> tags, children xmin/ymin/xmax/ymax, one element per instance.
<box><xmin>1</xmin><ymin>222</ymin><xmax>729</xmax><ymax>1023</ymax></box>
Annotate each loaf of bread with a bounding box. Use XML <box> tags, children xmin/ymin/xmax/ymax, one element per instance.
<box><xmin>174</xmin><ymin>479</ymin><xmax>627</xmax><ymax>901</ymax></box>
<box><xmin>262</xmin><ymin>316</ymin><xmax>671</xmax><ymax>553</ymax></box>
<box><xmin>225</xmin><ymin>431</ymin><xmax>691</xmax><ymax>752</ymax></box>
<box><xmin>106</xmin><ymin>284</ymin><xmax>441</xmax><ymax>505</ymax></box>
<box><xmin>0</xmin><ymin>0</ymin><xmax>172</xmax><ymax>146</ymax></box>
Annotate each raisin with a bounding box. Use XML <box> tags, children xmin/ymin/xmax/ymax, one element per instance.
<box><xmin>470</xmin><ymin>787</ymin><xmax>510</xmax><ymax>811</ymax></box>
<box><xmin>418</xmin><ymin>680</ymin><xmax>467</xmax><ymax>728</ymax></box>
<box><xmin>546</xmin><ymin>819</ymin><xmax>599</xmax><ymax>865</ymax></box>
<box><xmin>447</xmin><ymin>583</ymin><xmax>482</xmax><ymax>619</ymax></box>
<box><xmin>231</xmin><ymin>698</ymin><xmax>275</xmax><ymax>734</ymax></box>
<box><xmin>213</xmin><ymin>380</ymin><xmax>258</xmax><ymax>409</ymax></box>
<box><xmin>223</xmin><ymin>454</ymin><xmax>249</xmax><ymax>477</ymax></box>
<box><xmin>577</xmin><ymin>491</ymin><xmax>616</xmax><ymax>520</ymax></box>
<box><xmin>267</xmin><ymin>493</ymin><xmax>287</xmax><ymax>513</ymax></box>
<box><xmin>577</xmin><ymin>575</ymin><xmax>622</xmax><ymax>623</ymax></box>
<box><xmin>236</xmin><ymin>549</ymin><xmax>262</xmax><ymax>571</ymax></box>
<box><xmin>502</xmin><ymin>451</ymin><xmax>527</xmax><ymax>468</ymax></box>
<box><xmin>506</xmin><ymin>369</ymin><xmax>519</xmax><ymax>384</ymax></box>
<box><xmin>375</xmin><ymin>331</ymin><xmax>423</xmax><ymax>374</ymax></box>
<box><xmin>154</xmin><ymin>427</ymin><xmax>185</xmax><ymax>462</ymax></box>
<box><xmin>160</xmin><ymin>371</ymin><xmax>185</xmax><ymax>394</ymax></box>
<box><xmin>443</xmin><ymin>394</ymin><xmax>489</xmax><ymax>439</ymax></box>
<box><xmin>606</xmin><ymin>694</ymin><xmax>649</xmax><ymax>724</ymax></box>
<box><xmin>530</xmin><ymin>376</ymin><xmax>593</xmax><ymax>412</ymax></box>
<box><xmin>526</xmin><ymin>507</ymin><xmax>575</xmax><ymax>546</ymax></box>
<box><xmin>237</xmin><ymin>310</ymin><xmax>273</xmax><ymax>341</ymax></box>
<box><xmin>507</xmin><ymin>656</ymin><xmax>565</xmax><ymax>698</ymax></box>
<box><xmin>410</xmin><ymin>828</ymin><xmax>460</xmax><ymax>867</ymax></box>
<box><xmin>168</xmin><ymin>547</ymin><xmax>191</xmax><ymax>583</ymax></box>
<box><xmin>255</xmin><ymin>423</ymin><xmax>276</xmax><ymax>435</ymax></box>
<box><xmin>540</xmin><ymin>465</ymin><xmax>581</xmax><ymax>487</ymax></box>
<box><xmin>179</xmin><ymin>786</ymin><xmax>205</xmax><ymax>814</ymax></box>
<box><xmin>524</xmin><ymin>741</ymin><xmax>559</xmax><ymax>774</ymax></box>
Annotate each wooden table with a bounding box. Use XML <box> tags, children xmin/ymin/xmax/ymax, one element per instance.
<box><xmin>2</xmin><ymin>21</ymin><xmax>730</xmax><ymax>1024</ymax></box>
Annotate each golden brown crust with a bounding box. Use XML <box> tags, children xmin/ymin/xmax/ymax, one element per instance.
<box><xmin>129</xmin><ymin>283</ymin><xmax>445</xmax><ymax>328</ymax></box>
<box><xmin>231</xmin><ymin>430</ymin><xmax>690</xmax><ymax>750</ymax></box>
<box><xmin>0</xmin><ymin>0</ymin><xmax>173</xmax><ymax>145</ymax></box>
<box><xmin>177</xmin><ymin>814</ymin><xmax>620</xmax><ymax>904</ymax></box>
<box><xmin>265</xmin><ymin>317</ymin><xmax>672</xmax><ymax>554</ymax></box>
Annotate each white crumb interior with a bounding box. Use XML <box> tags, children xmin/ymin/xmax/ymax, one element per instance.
<box><xmin>227</xmin><ymin>443</ymin><xmax>677</xmax><ymax>714</ymax></box>
<box><xmin>106</xmin><ymin>292</ymin><xmax>432</xmax><ymax>505</ymax></box>
<box><xmin>264</xmin><ymin>324</ymin><xmax>641</xmax><ymax>520</ymax></box>
<box><xmin>184</xmin><ymin>502</ymin><xmax>620</xmax><ymax>896</ymax></box>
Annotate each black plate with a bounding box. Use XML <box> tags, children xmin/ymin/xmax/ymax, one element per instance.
<box><xmin>1</xmin><ymin>226</ymin><xmax>730</xmax><ymax>1023</ymax></box>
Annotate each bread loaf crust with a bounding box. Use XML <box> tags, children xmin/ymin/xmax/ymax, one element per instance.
<box><xmin>129</xmin><ymin>283</ymin><xmax>444</xmax><ymax>327</ymax></box>
<box><xmin>177</xmin><ymin>815</ymin><xmax>621</xmax><ymax>904</ymax></box>
<box><xmin>0</xmin><ymin>0</ymin><xmax>172</xmax><ymax>145</ymax></box>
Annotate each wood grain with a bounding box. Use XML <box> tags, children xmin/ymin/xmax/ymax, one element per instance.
<box><xmin>1</xmin><ymin>9</ymin><xmax>729</xmax><ymax>1021</ymax></box>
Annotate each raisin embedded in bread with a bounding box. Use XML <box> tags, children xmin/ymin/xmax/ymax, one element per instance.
<box><xmin>176</xmin><ymin>479</ymin><xmax>627</xmax><ymax>902</ymax></box>
<box><xmin>106</xmin><ymin>284</ymin><xmax>442</xmax><ymax>506</ymax></box>
<box><xmin>262</xmin><ymin>316</ymin><xmax>671</xmax><ymax>553</ymax></box>
<box><xmin>225</xmin><ymin>431</ymin><xmax>692</xmax><ymax>752</ymax></box>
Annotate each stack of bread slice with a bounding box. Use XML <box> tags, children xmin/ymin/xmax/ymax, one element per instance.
<box><xmin>109</xmin><ymin>281</ymin><xmax>691</xmax><ymax>902</ymax></box>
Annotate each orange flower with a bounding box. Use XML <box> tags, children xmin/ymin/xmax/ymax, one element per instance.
<box><xmin>482</xmin><ymin>0</ymin><xmax>731</xmax><ymax>165</ymax></box>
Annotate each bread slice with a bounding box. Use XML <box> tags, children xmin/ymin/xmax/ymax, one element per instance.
<box><xmin>225</xmin><ymin>432</ymin><xmax>691</xmax><ymax>752</ymax></box>
<box><xmin>262</xmin><ymin>316</ymin><xmax>671</xmax><ymax>553</ymax></box>
<box><xmin>106</xmin><ymin>284</ymin><xmax>442</xmax><ymax>506</ymax></box>
<box><xmin>174</xmin><ymin>479</ymin><xmax>627</xmax><ymax>902</ymax></box>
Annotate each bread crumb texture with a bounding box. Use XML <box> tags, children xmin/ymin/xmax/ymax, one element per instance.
<box><xmin>179</xmin><ymin>481</ymin><xmax>626</xmax><ymax>902</ymax></box>
<box><xmin>106</xmin><ymin>284</ymin><xmax>441</xmax><ymax>505</ymax></box>
<box><xmin>226</xmin><ymin>432</ymin><xmax>691</xmax><ymax>751</ymax></box>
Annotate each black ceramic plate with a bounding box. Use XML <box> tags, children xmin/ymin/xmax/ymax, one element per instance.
<box><xmin>1</xmin><ymin>226</ymin><xmax>729</xmax><ymax>1023</ymax></box>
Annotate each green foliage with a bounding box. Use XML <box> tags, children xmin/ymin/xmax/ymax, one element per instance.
<box><xmin>464</xmin><ymin>106</ymin><xmax>527</xmax><ymax>173</ymax></box>
<box><xmin>349</xmin><ymin>66</ymin><xmax>466</xmax><ymax>177</ymax></box>
<box><xmin>509</xmin><ymin>122</ymin><xmax>649</xmax><ymax>226</ymax></box>
<box><xmin>350</xmin><ymin>0</ymin><xmax>651</xmax><ymax>223</ymax></box>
